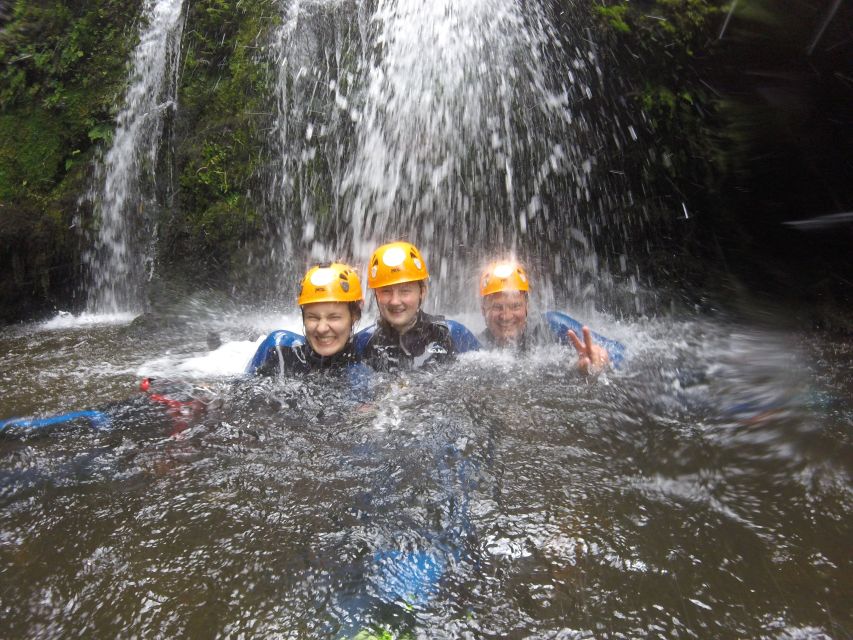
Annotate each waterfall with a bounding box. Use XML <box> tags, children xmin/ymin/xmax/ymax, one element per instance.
<box><xmin>85</xmin><ymin>0</ymin><xmax>186</xmax><ymax>314</ymax></box>
<box><xmin>267</xmin><ymin>0</ymin><xmax>366</xmax><ymax>302</ymax></box>
<box><xmin>270</xmin><ymin>0</ymin><xmax>637</xmax><ymax>311</ymax></box>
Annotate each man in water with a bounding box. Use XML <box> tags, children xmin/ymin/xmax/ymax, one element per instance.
<box><xmin>360</xmin><ymin>241</ymin><xmax>455</xmax><ymax>371</ymax></box>
<box><xmin>479</xmin><ymin>260</ymin><xmax>610</xmax><ymax>374</ymax></box>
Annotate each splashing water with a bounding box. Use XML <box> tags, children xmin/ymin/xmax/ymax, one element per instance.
<box><xmin>85</xmin><ymin>0</ymin><xmax>186</xmax><ymax>313</ymax></box>
<box><xmin>267</xmin><ymin>0</ymin><xmax>365</xmax><ymax>302</ymax></box>
<box><xmin>270</xmin><ymin>0</ymin><xmax>637</xmax><ymax>312</ymax></box>
<box><xmin>2</xmin><ymin>2</ymin><xmax>848</xmax><ymax>635</ymax></box>
<box><xmin>0</xmin><ymin>311</ymin><xmax>850</xmax><ymax>637</ymax></box>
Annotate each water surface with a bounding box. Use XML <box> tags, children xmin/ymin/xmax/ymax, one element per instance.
<box><xmin>1</xmin><ymin>310</ymin><xmax>850</xmax><ymax>638</ymax></box>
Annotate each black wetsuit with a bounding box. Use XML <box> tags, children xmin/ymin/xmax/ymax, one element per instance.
<box><xmin>254</xmin><ymin>339</ymin><xmax>358</xmax><ymax>376</ymax></box>
<box><xmin>478</xmin><ymin>315</ymin><xmax>558</xmax><ymax>352</ymax></box>
<box><xmin>361</xmin><ymin>311</ymin><xmax>455</xmax><ymax>372</ymax></box>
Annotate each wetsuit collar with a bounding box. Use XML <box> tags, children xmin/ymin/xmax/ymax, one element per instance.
<box><xmin>302</xmin><ymin>338</ymin><xmax>356</xmax><ymax>370</ymax></box>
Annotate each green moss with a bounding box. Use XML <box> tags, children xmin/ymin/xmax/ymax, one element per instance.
<box><xmin>0</xmin><ymin>111</ymin><xmax>64</xmax><ymax>200</ymax></box>
<box><xmin>0</xmin><ymin>0</ymin><xmax>142</xmax><ymax>320</ymax></box>
<box><xmin>0</xmin><ymin>0</ymin><xmax>140</xmax><ymax>201</ymax></box>
<box><xmin>165</xmin><ymin>0</ymin><xmax>279</xmax><ymax>277</ymax></box>
<box><xmin>595</xmin><ymin>4</ymin><xmax>631</xmax><ymax>33</ymax></box>
<box><xmin>194</xmin><ymin>195</ymin><xmax>256</xmax><ymax>246</ymax></box>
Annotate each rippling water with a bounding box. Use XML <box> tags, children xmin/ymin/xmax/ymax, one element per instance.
<box><xmin>1</xmin><ymin>310</ymin><xmax>850</xmax><ymax>638</ymax></box>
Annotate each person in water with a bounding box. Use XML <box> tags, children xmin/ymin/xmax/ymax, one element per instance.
<box><xmin>254</xmin><ymin>262</ymin><xmax>363</xmax><ymax>376</ymax></box>
<box><xmin>360</xmin><ymin>241</ymin><xmax>455</xmax><ymax>371</ymax></box>
<box><xmin>479</xmin><ymin>260</ymin><xmax>610</xmax><ymax>374</ymax></box>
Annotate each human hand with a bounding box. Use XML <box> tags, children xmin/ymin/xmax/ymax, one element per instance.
<box><xmin>567</xmin><ymin>326</ymin><xmax>610</xmax><ymax>375</ymax></box>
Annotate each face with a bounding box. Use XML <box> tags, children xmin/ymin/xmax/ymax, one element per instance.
<box><xmin>302</xmin><ymin>302</ymin><xmax>355</xmax><ymax>356</ymax></box>
<box><xmin>482</xmin><ymin>291</ymin><xmax>528</xmax><ymax>345</ymax></box>
<box><xmin>374</xmin><ymin>281</ymin><xmax>425</xmax><ymax>333</ymax></box>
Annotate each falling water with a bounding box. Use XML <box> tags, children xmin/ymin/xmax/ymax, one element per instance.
<box><xmin>267</xmin><ymin>0</ymin><xmax>365</xmax><ymax>302</ymax></box>
<box><xmin>270</xmin><ymin>0</ymin><xmax>638</xmax><ymax>311</ymax></box>
<box><xmin>85</xmin><ymin>0</ymin><xmax>186</xmax><ymax>314</ymax></box>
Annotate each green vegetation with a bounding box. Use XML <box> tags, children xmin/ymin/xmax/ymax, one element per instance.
<box><xmin>585</xmin><ymin>0</ymin><xmax>852</xmax><ymax>324</ymax></box>
<box><xmin>166</xmin><ymin>0</ymin><xmax>278</xmax><ymax>284</ymax></box>
<box><xmin>0</xmin><ymin>0</ymin><xmax>140</xmax><ymax>202</ymax></box>
<box><xmin>0</xmin><ymin>0</ymin><xmax>141</xmax><ymax>320</ymax></box>
<box><xmin>588</xmin><ymin>0</ymin><xmax>729</xmax><ymax>200</ymax></box>
<box><xmin>0</xmin><ymin>0</ymin><xmax>280</xmax><ymax>318</ymax></box>
<box><xmin>575</xmin><ymin>0</ymin><xmax>737</xmax><ymax>301</ymax></box>
<box><xmin>0</xmin><ymin>0</ymin><xmax>848</xmax><ymax>323</ymax></box>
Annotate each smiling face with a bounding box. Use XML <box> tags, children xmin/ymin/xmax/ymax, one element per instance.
<box><xmin>482</xmin><ymin>291</ymin><xmax>529</xmax><ymax>345</ymax></box>
<box><xmin>374</xmin><ymin>281</ymin><xmax>425</xmax><ymax>333</ymax></box>
<box><xmin>302</xmin><ymin>301</ymin><xmax>355</xmax><ymax>356</ymax></box>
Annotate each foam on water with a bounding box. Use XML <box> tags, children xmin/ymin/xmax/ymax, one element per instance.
<box><xmin>1</xmin><ymin>308</ymin><xmax>849</xmax><ymax>637</ymax></box>
<box><xmin>220</xmin><ymin>311</ymin><xmax>305</xmax><ymax>335</ymax></box>
<box><xmin>38</xmin><ymin>311</ymin><xmax>139</xmax><ymax>330</ymax></box>
<box><xmin>137</xmin><ymin>338</ymin><xmax>265</xmax><ymax>379</ymax></box>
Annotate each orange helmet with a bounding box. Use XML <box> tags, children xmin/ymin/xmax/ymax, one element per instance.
<box><xmin>367</xmin><ymin>242</ymin><xmax>429</xmax><ymax>289</ymax></box>
<box><xmin>297</xmin><ymin>262</ymin><xmax>363</xmax><ymax>305</ymax></box>
<box><xmin>480</xmin><ymin>261</ymin><xmax>530</xmax><ymax>297</ymax></box>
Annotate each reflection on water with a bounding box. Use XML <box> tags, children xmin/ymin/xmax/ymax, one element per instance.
<box><xmin>0</xmin><ymin>312</ymin><xmax>850</xmax><ymax>638</ymax></box>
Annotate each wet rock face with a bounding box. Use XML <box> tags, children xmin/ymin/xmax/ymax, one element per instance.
<box><xmin>120</xmin><ymin>313</ymin><xmax>182</xmax><ymax>338</ymax></box>
<box><xmin>0</xmin><ymin>205</ymin><xmax>80</xmax><ymax>325</ymax></box>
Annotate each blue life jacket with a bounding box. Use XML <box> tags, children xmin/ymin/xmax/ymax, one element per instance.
<box><xmin>0</xmin><ymin>410</ymin><xmax>111</xmax><ymax>434</ymax></box>
<box><xmin>245</xmin><ymin>329</ymin><xmax>304</xmax><ymax>375</ymax></box>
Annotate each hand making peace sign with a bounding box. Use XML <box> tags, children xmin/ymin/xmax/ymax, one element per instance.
<box><xmin>567</xmin><ymin>326</ymin><xmax>610</xmax><ymax>375</ymax></box>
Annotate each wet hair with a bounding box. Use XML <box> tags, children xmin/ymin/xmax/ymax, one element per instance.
<box><xmin>348</xmin><ymin>300</ymin><xmax>363</xmax><ymax>325</ymax></box>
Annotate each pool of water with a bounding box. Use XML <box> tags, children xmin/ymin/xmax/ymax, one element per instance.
<box><xmin>1</xmin><ymin>308</ymin><xmax>850</xmax><ymax>638</ymax></box>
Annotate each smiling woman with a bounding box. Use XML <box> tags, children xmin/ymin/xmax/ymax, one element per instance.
<box><xmin>303</xmin><ymin>303</ymin><xmax>355</xmax><ymax>357</ymax></box>
<box><xmin>360</xmin><ymin>242</ymin><xmax>456</xmax><ymax>372</ymax></box>
<box><xmin>251</xmin><ymin>263</ymin><xmax>364</xmax><ymax>376</ymax></box>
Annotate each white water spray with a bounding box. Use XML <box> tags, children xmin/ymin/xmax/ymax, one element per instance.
<box><xmin>270</xmin><ymin>0</ymin><xmax>636</xmax><ymax>311</ymax></box>
<box><xmin>86</xmin><ymin>0</ymin><xmax>186</xmax><ymax>313</ymax></box>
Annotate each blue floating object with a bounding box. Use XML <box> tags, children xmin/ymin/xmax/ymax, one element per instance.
<box><xmin>445</xmin><ymin>319</ymin><xmax>481</xmax><ymax>353</ymax></box>
<box><xmin>543</xmin><ymin>311</ymin><xmax>625</xmax><ymax>366</ymax></box>
<box><xmin>371</xmin><ymin>549</ymin><xmax>446</xmax><ymax>606</ymax></box>
<box><xmin>245</xmin><ymin>329</ymin><xmax>304</xmax><ymax>374</ymax></box>
<box><xmin>0</xmin><ymin>410</ymin><xmax>111</xmax><ymax>434</ymax></box>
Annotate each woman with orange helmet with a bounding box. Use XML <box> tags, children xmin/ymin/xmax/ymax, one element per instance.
<box><xmin>479</xmin><ymin>260</ymin><xmax>612</xmax><ymax>374</ymax></box>
<box><xmin>360</xmin><ymin>241</ymin><xmax>454</xmax><ymax>371</ymax></box>
<box><xmin>252</xmin><ymin>262</ymin><xmax>365</xmax><ymax>376</ymax></box>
